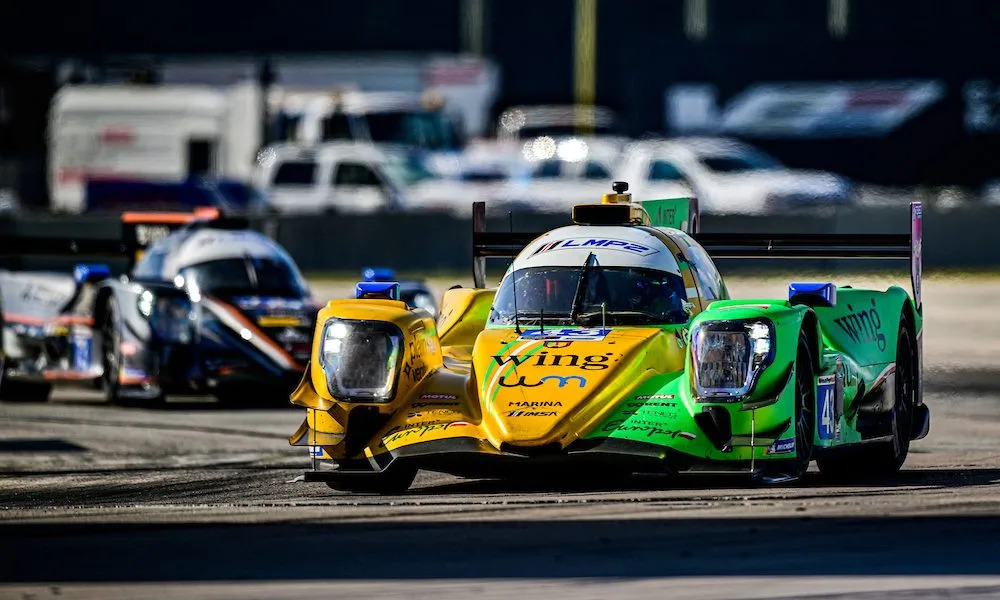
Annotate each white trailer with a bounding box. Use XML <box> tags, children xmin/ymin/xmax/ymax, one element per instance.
<box><xmin>48</xmin><ymin>83</ymin><xmax>260</xmax><ymax>213</ymax></box>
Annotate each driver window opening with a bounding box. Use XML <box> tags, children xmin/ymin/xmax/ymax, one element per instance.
<box><xmin>489</xmin><ymin>266</ymin><xmax>689</xmax><ymax>327</ymax></box>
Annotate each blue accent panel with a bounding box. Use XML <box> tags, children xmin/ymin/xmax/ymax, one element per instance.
<box><xmin>72</xmin><ymin>334</ymin><xmax>92</xmax><ymax>372</ymax></box>
<box><xmin>73</xmin><ymin>263</ymin><xmax>111</xmax><ymax>285</ymax></box>
<box><xmin>817</xmin><ymin>377</ymin><xmax>838</xmax><ymax>441</ymax></box>
<box><xmin>362</xmin><ymin>267</ymin><xmax>397</xmax><ymax>282</ymax></box>
<box><xmin>788</xmin><ymin>282</ymin><xmax>837</xmax><ymax>307</ymax></box>
<box><xmin>356</xmin><ymin>281</ymin><xmax>400</xmax><ymax>300</ymax></box>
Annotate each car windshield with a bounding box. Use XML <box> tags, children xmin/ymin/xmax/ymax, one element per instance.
<box><xmin>489</xmin><ymin>266</ymin><xmax>689</xmax><ymax>327</ymax></box>
<box><xmin>363</xmin><ymin>110</ymin><xmax>460</xmax><ymax>151</ymax></box>
<box><xmin>381</xmin><ymin>156</ymin><xmax>439</xmax><ymax>187</ymax></box>
<box><xmin>272</xmin><ymin>161</ymin><xmax>317</xmax><ymax>185</ymax></box>
<box><xmin>179</xmin><ymin>256</ymin><xmax>307</xmax><ymax>297</ymax></box>
<box><xmin>698</xmin><ymin>151</ymin><xmax>781</xmax><ymax>173</ymax></box>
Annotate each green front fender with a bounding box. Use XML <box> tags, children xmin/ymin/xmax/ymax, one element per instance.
<box><xmin>585</xmin><ymin>300</ymin><xmax>814</xmax><ymax>463</ymax></box>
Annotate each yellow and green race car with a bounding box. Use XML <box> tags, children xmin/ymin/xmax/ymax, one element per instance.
<box><xmin>289</xmin><ymin>182</ymin><xmax>928</xmax><ymax>492</ymax></box>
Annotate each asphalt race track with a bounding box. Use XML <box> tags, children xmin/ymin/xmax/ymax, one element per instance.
<box><xmin>2</xmin><ymin>276</ymin><xmax>1000</xmax><ymax>600</ymax></box>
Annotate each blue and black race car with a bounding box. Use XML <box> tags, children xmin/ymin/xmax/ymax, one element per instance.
<box><xmin>0</xmin><ymin>211</ymin><xmax>317</xmax><ymax>405</ymax></box>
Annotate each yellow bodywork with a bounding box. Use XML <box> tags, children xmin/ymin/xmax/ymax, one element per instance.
<box><xmin>289</xmin><ymin>290</ymin><xmax>690</xmax><ymax>462</ymax></box>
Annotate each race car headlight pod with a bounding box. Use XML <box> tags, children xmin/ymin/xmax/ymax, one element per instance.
<box><xmin>320</xmin><ymin>318</ymin><xmax>403</xmax><ymax>402</ymax></box>
<box><xmin>691</xmin><ymin>319</ymin><xmax>775</xmax><ymax>401</ymax></box>
<box><xmin>139</xmin><ymin>292</ymin><xmax>194</xmax><ymax>343</ymax></box>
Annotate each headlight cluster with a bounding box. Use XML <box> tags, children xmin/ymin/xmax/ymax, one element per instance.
<box><xmin>320</xmin><ymin>318</ymin><xmax>402</xmax><ymax>402</ymax></box>
<box><xmin>138</xmin><ymin>291</ymin><xmax>194</xmax><ymax>343</ymax></box>
<box><xmin>692</xmin><ymin>319</ymin><xmax>774</xmax><ymax>401</ymax></box>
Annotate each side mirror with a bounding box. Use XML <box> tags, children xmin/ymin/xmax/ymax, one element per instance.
<box><xmin>356</xmin><ymin>281</ymin><xmax>400</xmax><ymax>301</ymax></box>
<box><xmin>73</xmin><ymin>263</ymin><xmax>111</xmax><ymax>286</ymax></box>
<box><xmin>788</xmin><ymin>282</ymin><xmax>837</xmax><ymax>308</ymax></box>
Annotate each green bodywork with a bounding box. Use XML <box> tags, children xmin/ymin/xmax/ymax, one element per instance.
<box><xmin>584</xmin><ymin>285</ymin><xmax>921</xmax><ymax>463</ymax></box>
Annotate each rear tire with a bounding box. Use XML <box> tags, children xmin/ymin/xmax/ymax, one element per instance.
<box><xmin>0</xmin><ymin>378</ymin><xmax>52</xmax><ymax>403</ymax></box>
<box><xmin>324</xmin><ymin>467</ymin><xmax>417</xmax><ymax>494</ymax></box>
<box><xmin>817</xmin><ymin>313</ymin><xmax>915</xmax><ymax>478</ymax></box>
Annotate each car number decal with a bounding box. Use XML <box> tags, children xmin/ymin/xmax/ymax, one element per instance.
<box><xmin>519</xmin><ymin>328</ymin><xmax>610</xmax><ymax>342</ymax></box>
<box><xmin>817</xmin><ymin>375</ymin><xmax>838</xmax><ymax>441</ymax></box>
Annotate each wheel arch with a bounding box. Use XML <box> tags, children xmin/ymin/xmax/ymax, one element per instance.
<box><xmin>798</xmin><ymin>308</ymin><xmax>822</xmax><ymax>375</ymax></box>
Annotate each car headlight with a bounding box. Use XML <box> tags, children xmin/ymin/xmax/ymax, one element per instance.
<box><xmin>320</xmin><ymin>318</ymin><xmax>402</xmax><ymax>402</ymax></box>
<box><xmin>691</xmin><ymin>319</ymin><xmax>774</xmax><ymax>401</ymax></box>
<box><xmin>138</xmin><ymin>292</ymin><xmax>194</xmax><ymax>343</ymax></box>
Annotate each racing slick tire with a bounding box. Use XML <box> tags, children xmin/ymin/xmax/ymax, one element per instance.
<box><xmin>761</xmin><ymin>330</ymin><xmax>815</xmax><ymax>482</ymax></box>
<box><xmin>0</xmin><ymin>378</ymin><xmax>52</xmax><ymax>403</ymax></box>
<box><xmin>324</xmin><ymin>466</ymin><xmax>418</xmax><ymax>495</ymax></box>
<box><xmin>817</xmin><ymin>313</ymin><xmax>915</xmax><ymax>479</ymax></box>
<box><xmin>100</xmin><ymin>296</ymin><xmax>163</xmax><ymax>408</ymax></box>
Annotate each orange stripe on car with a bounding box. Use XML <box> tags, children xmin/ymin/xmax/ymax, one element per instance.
<box><xmin>205</xmin><ymin>297</ymin><xmax>303</xmax><ymax>371</ymax></box>
<box><xmin>5</xmin><ymin>313</ymin><xmax>94</xmax><ymax>327</ymax></box>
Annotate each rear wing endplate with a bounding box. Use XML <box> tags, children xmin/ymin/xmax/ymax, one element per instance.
<box><xmin>471</xmin><ymin>200</ymin><xmax>923</xmax><ymax>313</ymax></box>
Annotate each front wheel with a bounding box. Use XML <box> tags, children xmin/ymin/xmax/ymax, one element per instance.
<box><xmin>101</xmin><ymin>297</ymin><xmax>163</xmax><ymax>408</ymax></box>
<box><xmin>324</xmin><ymin>467</ymin><xmax>417</xmax><ymax>495</ymax></box>
<box><xmin>100</xmin><ymin>296</ymin><xmax>124</xmax><ymax>405</ymax></box>
<box><xmin>760</xmin><ymin>330</ymin><xmax>815</xmax><ymax>482</ymax></box>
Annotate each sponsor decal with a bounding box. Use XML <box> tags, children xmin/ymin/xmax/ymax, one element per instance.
<box><xmin>767</xmin><ymin>438</ymin><xmax>796</xmax><ymax>455</ymax></box>
<box><xmin>408</xmin><ymin>409</ymin><xmax>458</xmax><ymax>418</ymax></box>
<box><xmin>626</xmin><ymin>401</ymin><xmax>676</xmax><ymax>409</ymax></box>
<box><xmin>622</xmin><ymin>409</ymin><xmax>677</xmax><ymax>419</ymax></box>
<box><xmin>519</xmin><ymin>328</ymin><xmax>609</xmax><ymax>342</ymax></box>
<box><xmin>258</xmin><ymin>316</ymin><xmax>305</xmax><ymax>327</ymax></box>
<box><xmin>509</xmin><ymin>401</ymin><xmax>563</xmax><ymax>408</ymax></box>
<box><xmin>498</xmin><ymin>374</ymin><xmax>587</xmax><ymax>388</ymax></box>
<box><xmin>72</xmin><ymin>333</ymin><xmax>92</xmax><ymax>372</ymax></box>
<box><xmin>381</xmin><ymin>421</ymin><xmax>469</xmax><ymax>446</ymax></box>
<box><xmin>420</xmin><ymin>393</ymin><xmax>458</xmax><ymax>400</ymax></box>
<box><xmin>412</xmin><ymin>401</ymin><xmax>461</xmax><ymax>409</ymax></box>
<box><xmin>308</xmin><ymin>446</ymin><xmax>325</xmax><ymax>458</ymax></box>
<box><xmin>817</xmin><ymin>374</ymin><xmax>838</xmax><ymax>441</ymax></box>
<box><xmin>134</xmin><ymin>224</ymin><xmax>171</xmax><ymax>246</ymax></box>
<box><xmin>402</xmin><ymin>361</ymin><xmax>427</xmax><ymax>382</ymax></box>
<box><xmin>506</xmin><ymin>410</ymin><xmax>558</xmax><ymax>417</ymax></box>
<box><xmin>603</xmin><ymin>420</ymin><xmax>697</xmax><ymax>440</ymax></box>
<box><xmin>634</xmin><ymin>394</ymin><xmax>676</xmax><ymax>401</ymax></box>
<box><xmin>544</xmin><ymin>341</ymin><xmax>572</xmax><ymax>348</ymax></box>
<box><xmin>667</xmin><ymin>80</ymin><xmax>944</xmax><ymax>138</ymax></box>
<box><xmin>19</xmin><ymin>283</ymin><xmax>67</xmax><ymax>308</ymax></box>
<box><xmin>531</xmin><ymin>238</ymin><xmax>659</xmax><ymax>257</ymax></box>
<box><xmin>402</xmin><ymin>340</ymin><xmax>429</xmax><ymax>382</ymax></box>
<box><xmin>833</xmin><ymin>299</ymin><xmax>885</xmax><ymax>351</ymax></box>
<box><xmin>492</xmin><ymin>352</ymin><xmax>615</xmax><ymax>371</ymax></box>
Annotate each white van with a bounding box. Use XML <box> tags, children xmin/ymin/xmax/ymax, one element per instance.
<box><xmin>256</xmin><ymin>143</ymin><xmax>418</xmax><ymax>214</ymax></box>
<box><xmin>48</xmin><ymin>83</ymin><xmax>260</xmax><ymax>213</ymax></box>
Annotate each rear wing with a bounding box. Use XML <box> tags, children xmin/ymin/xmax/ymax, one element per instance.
<box><xmin>0</xmin><ymin>208</ymin><xmax>240</xmax><ymax>274</ymax></box>
<box><xmin>471</xmin><ymin>200</ymin><xmax>923</xmax><ymax>313</ymax></box>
